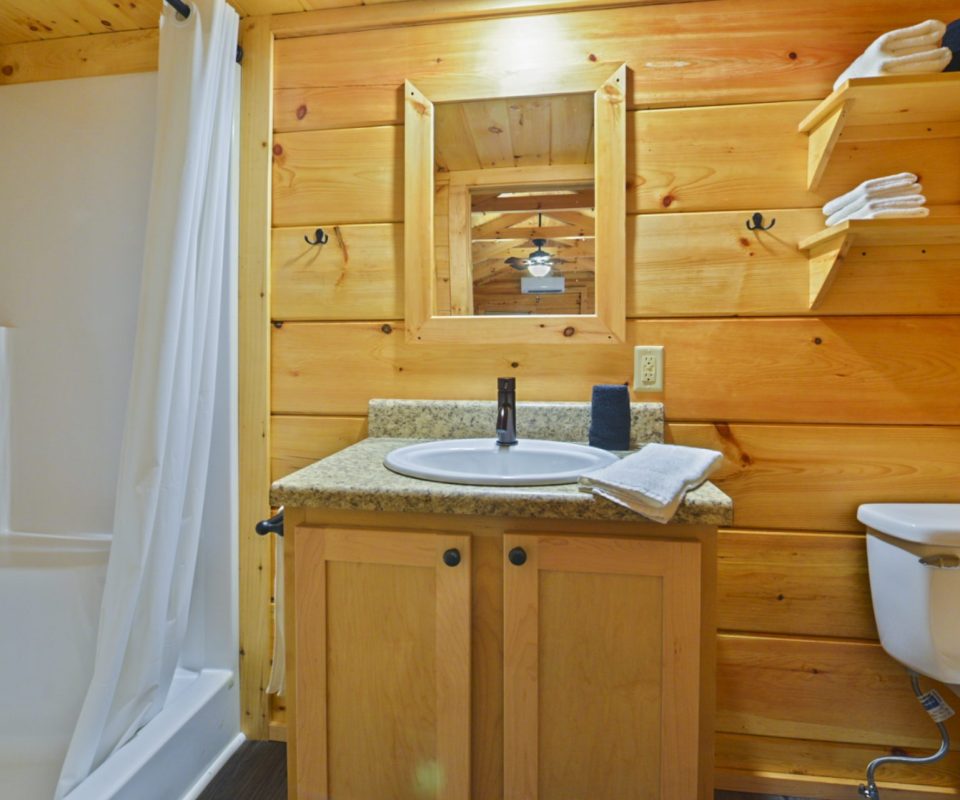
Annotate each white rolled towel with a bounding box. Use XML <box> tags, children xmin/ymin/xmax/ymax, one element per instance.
<box><xmin>822</xmin><ymin>173</ymin><xmax>919</xmax><ymax>217</ymax></box>
<box><xmin>834</xmin><ymin>20</ymin><xmax>952</xmax><ymax>90</ymax></box>
<box><xmin>826</xmin><ymin>190</ymin><xmax>926</xmax><ymax>226</ymax></box>
<box><xmin>833</xmin><ymin>196</ymin><xmax>930</xmax><ymax>224</ymax></box>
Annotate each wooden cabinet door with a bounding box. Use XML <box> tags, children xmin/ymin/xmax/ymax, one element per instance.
<box><xmin>503</xmin><ymin>533</ymin><xmax>701</xmax><ymax>800</ymax></box>
<box><xmin>293</xmin><ymin>526</ymin><xmax>471</xmax><ymax>800</ymax></box>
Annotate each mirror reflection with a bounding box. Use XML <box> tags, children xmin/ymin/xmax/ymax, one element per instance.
<box><xmin>433</xmin><ymin>93</ymin><xmax>596</xmax><ymax>316</ymax></box>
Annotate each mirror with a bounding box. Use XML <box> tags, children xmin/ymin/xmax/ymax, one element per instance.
<box><xmin>434</xmin><ymin>94</ymin><xmax>596</xmax><ymax>317</ymax></box>
<box><xmin>405</xmin><ymin>65</ymin><xmax>626</xmax><ymax>344</ymax></box>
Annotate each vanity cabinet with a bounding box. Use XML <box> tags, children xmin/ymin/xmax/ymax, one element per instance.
<box><xmin>286</xmin><ymin>515</ymin><xmax>710</xmax><ymax>800</ymax></box>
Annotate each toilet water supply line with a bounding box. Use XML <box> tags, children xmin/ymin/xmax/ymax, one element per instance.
<box><xmin>858</xmin><ymin>670</ymin><xmax>953</xmax><ymax>799</ymax></box>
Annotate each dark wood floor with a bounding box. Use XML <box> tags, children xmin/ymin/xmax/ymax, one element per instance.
<box><xmin>198</xmin><ymin>741</ymin><xmax>808</xmax><ymax>800</ymax></box>
<box><xmin>198</xmin><ymin>741</ymin><xmax>286</xmax><ymax>800</ymax></box>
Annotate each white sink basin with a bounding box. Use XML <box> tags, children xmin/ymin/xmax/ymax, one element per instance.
<box><xmin>383</xmin><ymin>438</ymin><xmax>619</xmax><ymax>486</ymax></box>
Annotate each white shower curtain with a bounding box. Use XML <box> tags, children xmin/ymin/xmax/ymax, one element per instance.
<box><xmin>55</xmin><ymin>2</ymin><xmax>239</xmax><ymax>796</ymax></box>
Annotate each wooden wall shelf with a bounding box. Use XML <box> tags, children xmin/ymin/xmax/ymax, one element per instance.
<box><xmin>798</xmin><ymin>73</ymin><xmax>960</xmax><ymax>191</ymax></box>
<box><xmin>799</xmin><ymin>216</ymin><xmax>960</xmax><ymax>309</ymax></box>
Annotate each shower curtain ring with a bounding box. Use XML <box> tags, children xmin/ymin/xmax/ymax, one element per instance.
<box><xmin>304</xmin><ymin>228</ymin><xmax>328</xmax><ymax>246</ymax></box>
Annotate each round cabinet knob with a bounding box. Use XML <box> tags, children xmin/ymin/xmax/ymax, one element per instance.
<box><xmin>443</xmin><ymin>548</ymin><xmax>461</xmax><ymax>567</ymax></box>
<box><xmin>508</xmin><ymin>547</ymin><xmax>527</xmax><ymax>566</ymax></box>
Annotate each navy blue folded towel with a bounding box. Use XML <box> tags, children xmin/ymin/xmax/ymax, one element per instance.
<box><xmin>588</xmin><ymin>384</ymin><xmax>631</xmax><ymax>451</ymax></box>
<box><xmin>945</xmin><ymin>19</ymin><xmax>960</xmax><ymax>72</ymax></box>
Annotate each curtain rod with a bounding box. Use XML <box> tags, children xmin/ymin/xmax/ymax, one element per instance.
<box><xmin>164</xmin><ymin>0</ymin><xmax>191</xmax><ymax>18</ymax></box>
<box><xmin>161</xmin><ymin>0</ymin><xmax>244</xmax><ymax>63</ymax></box>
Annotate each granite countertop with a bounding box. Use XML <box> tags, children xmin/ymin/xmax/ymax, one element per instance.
<box><xmin>270</xmin><ymin>437</ymin><xmax>732</xmax><ymax>526</ymax></box>
<box><xmin>269</xmin><ymin>399</ymin><xmax>733</xmax><ymax>527</ymax></box>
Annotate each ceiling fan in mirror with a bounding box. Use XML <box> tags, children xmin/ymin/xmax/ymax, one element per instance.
<box><xmin>503</xmin><ymin>214</ymin><xmax>571</xmax><ymax>277</ymax></box>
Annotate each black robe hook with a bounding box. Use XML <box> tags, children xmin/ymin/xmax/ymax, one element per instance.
<box><xmin>304</xmin><ymin>228</ymin><xmax>328</xmax><ymax>246</ymax></box>
<box><xmin>746</xmin><ymin>212</ymin><xmax>776</xmax><ymax>231</ymax></box>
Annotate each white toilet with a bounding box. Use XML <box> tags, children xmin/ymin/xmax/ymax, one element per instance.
<box><xmin>860</xmin><ymin>503</ymin><xmax>960</xmax><ymax>686</ymax></box>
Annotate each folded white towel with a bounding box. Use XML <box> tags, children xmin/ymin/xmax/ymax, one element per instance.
<box><xmin>822</xmin><ymin>173</ymin><xmax>919</xmax><ymax>216</ymax></box>
<box><xmin>825</xmin><ymin>184</ymin><xmax>924</xmax><ymax>226</ymax></box>
<box><xmin>827</xmin><ymin>193</ymin><xmax>927</xmax><ymax>226</ymax></box>
<box><xmin>579</xmin><ymin>443</ymin><xmax>722</xmax><ymax>524</ymax></box>
<box><xmin>838</xmin><ymin>199</ymin><xmax>930</xmax><ymax>223</ymax></box>
<box><xmin>833</xmin><ymin>20</ymin><xmax>950</xmax><ymax>90</ymax></box>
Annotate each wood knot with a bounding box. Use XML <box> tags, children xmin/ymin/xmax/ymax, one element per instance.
<box><xmin>788</xmin><ymin>51</ymin><xmax>798</xmax><ymax>60</ymax></box>
<box><xmin>272</xmin><ymin>321</ymin><xmax>284</xmax><ymax>329</ymax></box>
<box><xmin>511</xmin><ymin>361</ymin><xmax>519</xmax><ymax>369</ymax></box>
<box><xmin>272</xmin><ymin>144</ymin><xmax>283</xmax><ymax>156</ymax></box>
<box><xmin>563</xmin><ymin>326</ymin><xmax>575</xmax><ymax>337</ymax></box>
<box><xmin>380</xmin><ymin>323</ymin><xmax>393</xmax><ymax>334</ymax></box>
<box><xmin>296</xmin><ymin>104</ymin><xmax>308</xmax><ymax>120</ymax></box>
<box><xmin>589</xmin><ymin>53</ymin><xmax>598</xmax><ymax>62</ymax></box>
<box><xmin>776</xmin><ymin>593</ymin><xmax>785</xmax><ymax>601</ymax></box>
<box><xmin>488</xmin><ymin>125</ymin><xmax>503</xmax><ymax>134</ymax></box>
<box><xmin>662</xmin><ymin>194</ymin><xmax>675</xmax><ymax>208</ymax></box>
<box><xmin>813</xmin><ymin>337</ymin><xmax>823</xmax><ymax>345</ymax></box>
<box><xmin>739</xmin><ymin>237</ymin><xmax>750</xmax><ymax>247</ymax></box>
<box><xmin>1</xmin><ymin>65</ymin><xmax>12</xmax><ymax>76</ymax></box>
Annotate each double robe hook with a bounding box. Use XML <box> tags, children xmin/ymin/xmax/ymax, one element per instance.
<box><xmin>304</xmin><ymin>228</ymin><xmax>328</xmax><ymax>246</ymax></box>
<box><xmin>746</xmin><ymin>212</ymin><xmax>776</xmax><ymax>231</ymax></box>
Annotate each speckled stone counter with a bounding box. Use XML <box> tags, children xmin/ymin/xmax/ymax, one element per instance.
<box><xmin>270</xmin><ymin>400</ymin><xmax>732</xmax><ymax>526</ymax></box>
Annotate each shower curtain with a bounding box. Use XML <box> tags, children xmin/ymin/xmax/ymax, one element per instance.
<box><xmin>55</xmin><ymin>2</ymin><xmax>239</xmax><ymax>796</ymax></box>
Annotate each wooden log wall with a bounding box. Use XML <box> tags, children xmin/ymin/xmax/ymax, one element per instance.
<box><xmin>267</xmin><ymin>0</ymin><xmax>960</xmax><ymax>796</ymax></box>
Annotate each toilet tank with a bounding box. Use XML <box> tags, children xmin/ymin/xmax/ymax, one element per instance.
<box><xmin>860</xmin><ymin>504</ymin><xmax>960</xmax><ymax>683</ymax></box>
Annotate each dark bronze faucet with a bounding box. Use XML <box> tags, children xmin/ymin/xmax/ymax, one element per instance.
<box><xmin>496</xmin><ymin>377</ymin><xmax>518</xmax><ymax>446</ymax></box>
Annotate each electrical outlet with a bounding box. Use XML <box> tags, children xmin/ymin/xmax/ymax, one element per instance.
<box><xmin>633</xmin><ymin>346</ymin><xmax>663</xmax><ymax>392</ymax></box>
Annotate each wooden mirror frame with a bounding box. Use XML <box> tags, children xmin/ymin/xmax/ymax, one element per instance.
<box><xmin>403</xmin><ymin>64</ymin><xmax>627</xmax><ymax>344</ymax></box>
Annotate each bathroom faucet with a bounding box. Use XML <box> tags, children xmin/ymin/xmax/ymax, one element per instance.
<box><xmin>496</xmin><ymin>377</ymin><xmax>518</xmax><ymax>446</ymax></box>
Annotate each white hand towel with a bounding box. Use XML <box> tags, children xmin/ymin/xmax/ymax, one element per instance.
<box><xmin>824</xmin><ymin>183</ymin><xmax>923</xmax><ymax>226</ymax></box>
<box><xmin>833</xmin><ymin>20</ymin><xmax>949</xmax><ymax>90</ymax></box>
<box><xmin>827</xmin><ymin>193</ymin><xmax>927</xmax><ymax>226</ymax></box>
<box><xmin>840</xmin><ymin>198</ymin><xmax>930</xmax><ymax>223</ymax></box>
<box><xmin>882</xmin><ymin>48</ymin><xmax>953</xmax><ymax>74</ymax></box>
<box><xmin>822</xmin><ymin>173</ymin><xmax>919</xmax><ymax>217</ymax></box>
<box><xmin>822</xmin><ymin>174</ymin><xmax>919</xmax><ymax>216</ymax></box>
<box><xmin>579</xmin><ymin>443</ymin><xmax>722</xmax><ymax>524</ymax></box>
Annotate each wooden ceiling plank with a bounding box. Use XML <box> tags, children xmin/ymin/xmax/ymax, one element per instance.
<box><xmin>550</xmin><ymin>93</ymin><xmax>595</xmax><ymax>165</ymax></box>
<box><xmin>507</xmin><ymin>95</ymin><xmax>551</xmax><ymax>167</ymax></box>
<box><xmin>435</xmin><ymin>101</ymin><xmax>482</xmax><ymax>172</ymax></box>
<box><xmin>461</xmin><ymin>98</ymin><xmax>514</xmax><ymax>168</ymax></box>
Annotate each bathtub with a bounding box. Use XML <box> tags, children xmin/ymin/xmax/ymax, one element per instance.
<box><xmin>0</xmin><ymin>531</ymin><xmax>241</xmax><ymax>800</ymax></box>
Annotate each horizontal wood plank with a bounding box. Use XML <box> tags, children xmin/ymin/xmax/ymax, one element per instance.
<box><xmin>269</xmin><ymin>0</ymin><xmax>707</xmax><ymax>40</ymax></box>
<box><xmin>717</xmin><ymin>771</ymin><xmax>960</xmax><ymax>799</ymax></box>
<box><xmin>0</xmin><ymin>28</ymin><xmax>157</xmax><ymax>85</ymax></box>
<box><xmin>271</xmin><ymin>415</ymin><xmax>368</xmax><ymax>481</ymax></box>
<box><xmin>717</xmin><ymin>529</ymin><xmax>875</xmax><ymax>639</ymax></box>
<box><xmin>272</xmin><ymin>0</ymin><xmax>960</xmax><ymax>119</ymax></box>
<box><xmin>633</xmin><ymin>207</ymin><xmax>960</xmax><ymax>316</ymax></box>
<box><xmin>271</xmin><ymin>211</ymin><xmax>960</xmax><ymax>320</ymax></box>
<box><xmin>670</xmin><ymin>423</ymin><xmax>960</xmax><ymax>532</ymax></box>
<box><xmin>272</xmin><ymin>224</ymin><xmax>403</xmax><ymax>320</ymax></box>
<box><xmin>717</xmin><ymin>732</ymin><xmax>960</xmax><ymax>791</ymax></box>
<box><xmin>272</xmin><ymin>126</ymin><xmax>402</xmax><ymax>226</ymax></box>
<box><xmin>271</xmin><ymin>108</ymin><xmax>960</xmax><ymax>225</ymax></box>
<box><xmin>272</xmin><ymin>318</ymin><xmax>960</xmax><ymax>425</ymax></box>
<box><xmin>717</xmin><ymin>633</ymin><xmax>960</xmax><ymax>749</ymax></box>
<box><xmin>634</xmin><ymin>102</ymin><xmax>959</xmax><ymax>213</ymax></box>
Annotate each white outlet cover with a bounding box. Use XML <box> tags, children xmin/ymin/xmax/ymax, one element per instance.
<box><xmin>633</xmin><ymin>345</ymin><xmax>664</xmax><ymax>392</ymax></box>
